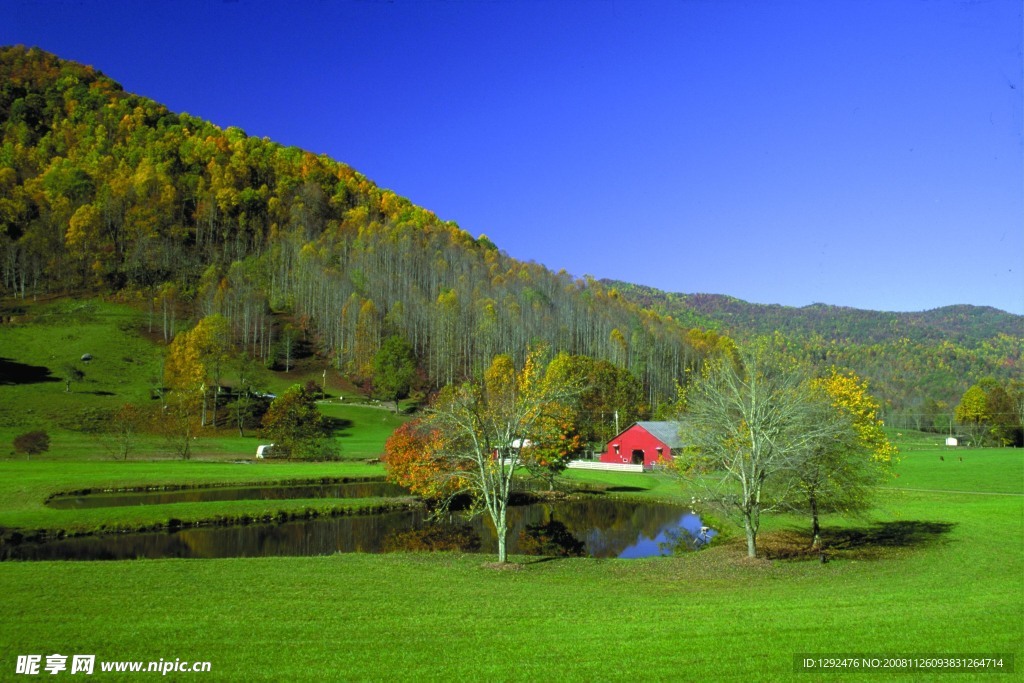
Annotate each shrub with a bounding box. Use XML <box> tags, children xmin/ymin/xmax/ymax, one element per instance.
<box><xmin>260</xmin><ymin>384</ymin><xmax>334</xmax><ymax>459</ymax></box>
<box><xmin>13</xmin><ymin>430</ymin><xmax>50</xmax><ymax>456</ymax></box>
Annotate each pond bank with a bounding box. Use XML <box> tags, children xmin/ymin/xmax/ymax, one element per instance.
<box><xmin>1</xmin><ymin>496</ymin><xmax>424</xmax><ymax>545</ymax></box>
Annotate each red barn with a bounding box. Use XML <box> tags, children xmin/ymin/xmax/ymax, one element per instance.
<box><xmin>599</xmin><ymin>421</ymin><xmax>683</xmax><ymax>468</ymax></box>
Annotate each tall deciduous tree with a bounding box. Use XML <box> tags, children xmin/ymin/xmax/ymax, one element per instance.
<box><xmin>157</xmin><ymin>390</ymin><xmax>201</xmax><ymax>459</ymax></box>
<box><xmin>164</xmin><ymin>315</ymin><xmax>232</xmax><ymax>427</ymax></box>
<box><xmin>956</xmin><ymin>379</ymin><xmax>1022</xmax><ymax>446</ymax></box>
<box><xmin>13</xmin><ymin>430</ymin><xmax>50</xmax><ymax>457</ymax></box>
<box><xmin>227</xmin><ymin>354</ymin><xmax>263</xmax><ymax>437</ymax></box>
<box><xmin>955</xmin><ymin>383</ymin><xmax>993</xmax><ymax>446</ymax></box>
<box><xmin>675</xmin><ymin>341</ymin><xmax>847</xmax><ymax>558</ymax></box>
<box><xmin>109</xmin><ymin>402</ymin><xmax>144</xmax><ymax>461</ymax></box>
<box><xmin>790</xmin><ymin>370</ymin><xmax>897</xmax><ymax>548</ymax></box>
<box><xmin>1009</xmin><ymin>380</ymin><xmax>1024</xmax><ymax>445</ymax></box>
<box><xmin>543</xmin><ymin>354</ymin><xmax>649</xmax><ymax>448</ymax></box>
<box><xmin>984</xmin><ymin>385</ymin><xmax>1019</xmax><ymax>446</ymax></box>
<box><xmin>425</xmin><ymin>348</ymin><xmax>583</xmax><ymax>563</ymax></box>
<box><xmin>518</xmin><ymin>353</ymin><xmax>588</xmax><ymax>488</ymax></box>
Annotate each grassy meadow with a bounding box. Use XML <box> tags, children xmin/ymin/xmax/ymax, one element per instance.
<box><xmin>0</xmin><ymin>445</ymin><xmax>1020</xmax><ymax>681</ymax></box>
<box><xmin>0</xmin><ymin>297</ymin><xmax>406</xmax><ymax>462</ymax></box>
<box><xmin>1</xmin><ymin>298</ymin><xmax>1022</xmax><ymax>680</ymax></box>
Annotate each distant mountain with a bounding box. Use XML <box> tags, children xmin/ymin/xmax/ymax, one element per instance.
<box><xmin>603</xmin><ymin>280</ymin><xmax>1023</xmax><ymax>428</ymax></box>
<box><xmin>601</xmin><ymin>283</ymin><xmax>1023</xmax><ymax>346</ymax></box>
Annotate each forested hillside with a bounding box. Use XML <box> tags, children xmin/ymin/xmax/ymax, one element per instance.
<box><xmin>4</xmin><ymin>45</ymin><xmax>1017</xmax><ymax>427</ymax></box>
<box><xmin>0</xmin><ymin>46</ymin><xmax>730</xmax><ymax>404</ymax></box>
<box><xmin>604</xmin><ymin>280</ymin><xmax>1023</xmax><ymax>428</ymax></box>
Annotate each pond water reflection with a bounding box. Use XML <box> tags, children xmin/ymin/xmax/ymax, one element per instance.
<box><xmin>8</xmin><ymin>496</ymin><xmax>715</xmax><ymax>562</ymax></box>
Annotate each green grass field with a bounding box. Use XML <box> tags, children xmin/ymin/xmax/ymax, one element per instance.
<box><xmin>0</xmin><ymin>443</ymin><xmax>1020</xmax><ymax>681</ymax></box>
<box><xmin>0</xmin><ymin>299</ymin><xmax>163</xmax><ymax>433</ymax></box>
<box><xmin>1</xmin><ymin>300</ymin><xmax>1021</xmax><ymax>680</ymax></box>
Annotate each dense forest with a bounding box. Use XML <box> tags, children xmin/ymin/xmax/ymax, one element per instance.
<box><xmin>603</xmin><ymin>281</ymin><xmax>1023</xmax><ymax>429</ymax></box>
<box><xmin>0</xmin><ymin>46</ymin><xmax>731</xmax><ymax>405</ymax></box>
<box><xmin>2</xmin><ymin>45</ymin><xmax>1019</xmax><ymax>432</ymax></box>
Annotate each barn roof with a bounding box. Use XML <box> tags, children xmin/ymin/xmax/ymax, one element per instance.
<box><xmin>616</xmin><ymin>421</ymin><xmax>684</xmax><ymax>449</ymax></box>
<box><xmin>635</xmin><ymin>421</ymin><xmax>684</xmax><ymax>448</ymax></box>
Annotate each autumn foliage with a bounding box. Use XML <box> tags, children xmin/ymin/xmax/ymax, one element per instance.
<box><xmin>382</xmin><ymin>420</ymin><xmax>465</xmax><ymax>500</ymax></box>
<box><xmin>0</xmin><ymin>46</ymin><xmax>722</xmax><ymax>405</ymax></box>
<box><xmin>812</xmin><ymin>369</ymin><xmax>898</xmax><ymax>464</ymax></box>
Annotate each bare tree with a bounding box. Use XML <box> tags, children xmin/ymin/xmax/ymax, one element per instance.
<box><xmin>426</xmin><ymin>348</ymin><xmax>582</xmax><ymax>564</ymax></box>
<box><xmin>157</xmin><ymin>390</ymin><xmax>201</xmax><ymax>460</ymax></box>
<box><xmin>61</xmin><ymin>364</ymin><xmax>84</xmax><ymax>393</ymax></box>
<box><xmin>110</xmin><ymin>403</ymin><xmax>144</xmax><ymax>460</ymax></box>
<box><xmin>675</xmin><ymin>340</ymin><xmax>846</xmax><ymax>558</ymax></box>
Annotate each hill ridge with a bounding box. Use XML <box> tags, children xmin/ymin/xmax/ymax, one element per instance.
<box><xmin>0</xmin><ymin>45</ymin><xmax>725</xmax><ymax>404</ymax></box>
<box><xmin>601</xmin><ymin>280</ymin><xmax>1023</xmax><ymax>346</ymax></box>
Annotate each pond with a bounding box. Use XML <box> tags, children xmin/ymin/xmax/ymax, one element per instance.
<box><xmin>8</xmin><ymin>485</ymin><xmax>716</xmax><ymax>561</ymax></box>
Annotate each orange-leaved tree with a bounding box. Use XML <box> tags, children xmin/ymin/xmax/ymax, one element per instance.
<box><xmin>382</xmin><ymin>420</ymin><xmax>466</xmax><ymax>501</ymax></box>
<box><xmin>517</xmin><ymin>352</ymin><xmax>587</xmax><ymax>489</ymax></box>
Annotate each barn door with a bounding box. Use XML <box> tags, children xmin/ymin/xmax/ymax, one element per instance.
<box><xmin>631</xmin><ymin>449</ymin><xmax>645</xmax><ymax>465</ymax></box>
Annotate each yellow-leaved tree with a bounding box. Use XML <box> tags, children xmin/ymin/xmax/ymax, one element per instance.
<box><xmin>162</xmin><ymin>315</ymin><xmax>232</xmax><ymax>457</ymax></box>
<box><xmin>791</xmin><ymin>369</ymin><xmax>898</xmax><ymax>549</ymax></box>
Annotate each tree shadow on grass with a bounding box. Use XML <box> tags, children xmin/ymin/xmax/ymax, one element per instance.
<box><xmin>761</xmin><ymin>521</ymin><xmax>957</xmax><ymax>561</ymax></box>
<box><xmin>0</xmin><ymin>358</ymin><xmax>61</xmax><ymax>385</ymax></box>
<box><xmin>822</xmin><ymin>521</ymin><xmax>957</xmax><ymax>550</ymax></box>
<box><xmin>557</xmin><ymin>485</ymin><xmax>647</xmax><ymax>496</ymax></box>
<box><xmin>324</xmin><ymin>417</ymin><xmax>354</xmax><ymax>434</ymax></box>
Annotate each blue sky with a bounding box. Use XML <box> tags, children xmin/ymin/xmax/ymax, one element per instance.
<box><xmin>5</xmin><ymin>0</ymin><xmax>1022</xmax><ymax>314</ymax></box>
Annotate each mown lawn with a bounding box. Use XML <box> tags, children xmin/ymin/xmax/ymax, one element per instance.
<box><xmin>881</xmin><ymin>446</ymin><xmax>1023</xmax><ymax>494</ymax></box>
<box><xmin>317</xmin><ymin>401</ymin><xmax>408</xmax><ymax>459</ymax></box>
<box><xmin>0</xmin><ymin>446</ymin><xmax>1021</xmax><ymax>680</ymax></box>
<box><xmin>0</xmin><ymin>460</ymin><xmax>385</xmax><ymax>534</ymax></box>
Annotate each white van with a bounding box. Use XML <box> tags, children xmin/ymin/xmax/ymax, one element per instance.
<box><xmin>255</xmin><ymin>444</ymin><xmax>275</xmax><ymax>459</ymax></box>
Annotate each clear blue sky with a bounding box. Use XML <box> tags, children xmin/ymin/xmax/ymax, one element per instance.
<box><xmin>5</xmin><ymin>0</ymin><xmax>1023</xmax><ymax>314</ymax></box>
